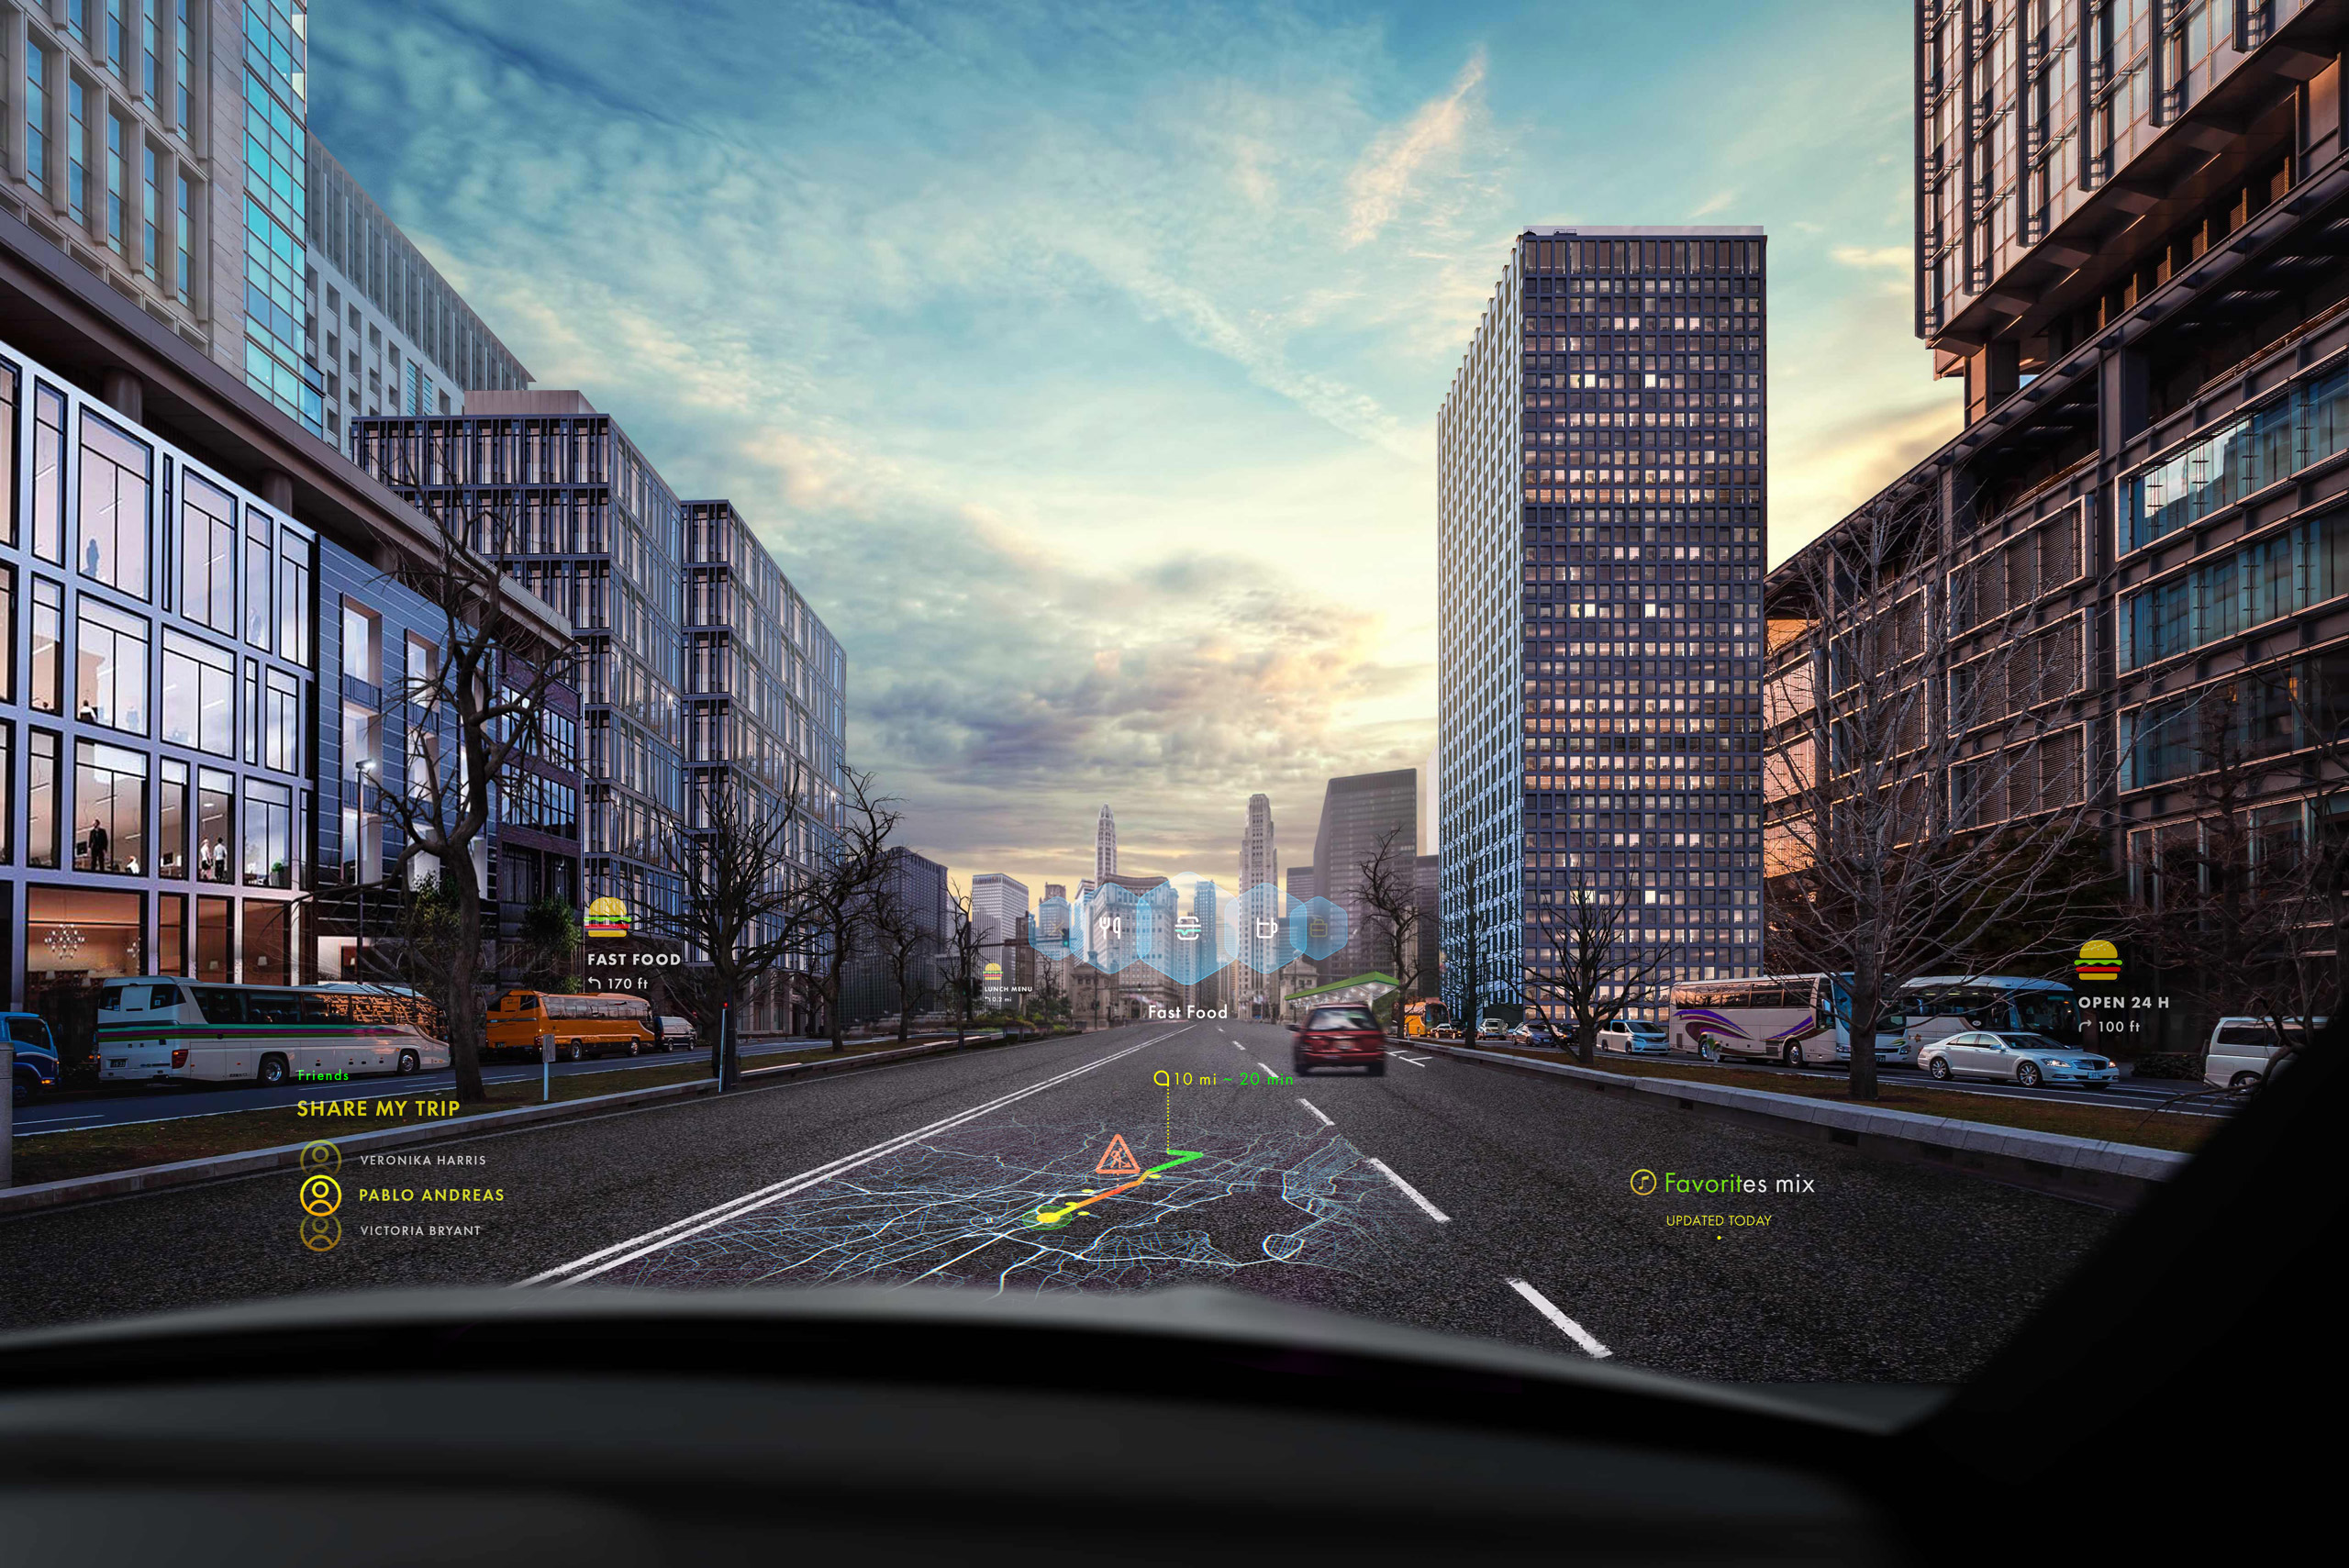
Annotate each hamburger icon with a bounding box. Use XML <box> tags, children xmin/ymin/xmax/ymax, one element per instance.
<box><xmin>2074</xmin><ymin>939</ymin><xmax>2121</xmax><ymax>984</ymax></box>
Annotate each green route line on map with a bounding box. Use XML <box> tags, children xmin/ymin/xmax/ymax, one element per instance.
<box><xmin>1030</xmin><ymin>1150</ymin><xmax>1208</xmax><ymax>1228</ymax></box>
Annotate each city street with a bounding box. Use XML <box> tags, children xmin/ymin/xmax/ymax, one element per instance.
<box><xmin>6</xmin><ymin>1035</ymin><xmax>982</xmax><ymax>1134</ymax></box>
<box><xmin>0</xmin><ymin>1019</ymin><xmax>2117</xmax><ymax>1381</ymax></box>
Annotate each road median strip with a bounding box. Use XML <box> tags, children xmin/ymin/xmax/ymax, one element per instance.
<box><xmin>1406</xmin><ymin>1039</ymin><xmax>2191</xmax><ymax>1209</ymax></box>
<box><xmin>0</xmin><ymin>1029</ymin><xmax>1075</xmax><ymax>1218</ymax></box>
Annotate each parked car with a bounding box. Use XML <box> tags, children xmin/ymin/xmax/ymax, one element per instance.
<box><xmin>1919</xmin><ymin>1030</ymin><xmax>2117</xmax><ymax>1088</ymax></box>
<box><xmin>6</xmin><ymin>1013</ymin><xmax>61</xmax><ymax>1103</ymax></box>
<box><xmin>653</xmin><ymin>1016</ymin><xmax>699</xmax><ymax>1052</ymax></box>
<box><xmin>1598</xmin><ymin>1020</ymin><xmax>1670</xmax><ymax>1056</ymax></box>
<box><xmin>1505</xmin><ymin>1018</ymin><xmax>1561</xmax><ymax>1046</ymax></box>
<box><xmin>1291</xmin><ymin>1005</ymin><xmax>1386</xmax><ymax>1075</ymax></box>
<box><xmin>2204</xmin><ymin>1015</ymin><xmax>2321</xmax><ymax>1092</ymax></box>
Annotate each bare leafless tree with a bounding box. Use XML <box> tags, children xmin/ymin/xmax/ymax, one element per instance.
<box><xmin>942</xmin><ymin>883</ymin><xmax>985</xmax><ymax>1046</ymax></box>
<box><xmin>1764</xmin><ymin>488</ymin><xmax>2124</xmax><ymax>1100</ymax></box>
<box><xmin>1354</xmin><ymin>827</ymin><xmax>1430</xmax><ymax>1033</ymax></box>
<box><xmin>1520</xmin><ymin>877</ymin><xmax>1677</xmax><ymax>1064</ymax></box>
<box><xmin>640</xmin><ymin>768</ymin><xmax>809</xmax><ymax>1089</ymax></box>
<box><xmin>794</xmin><ymin>769</ymin><xmax>900</xmax><ymax>1051</ymax></box>
<box><xmin>365</xmin><ymin>491</ymin><xmax>572</xmax><ymax>1103</ymax></box>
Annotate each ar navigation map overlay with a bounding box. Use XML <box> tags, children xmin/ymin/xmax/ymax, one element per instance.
<box><xmin>578</xmin><ymin>1107</ymin><xmax>1415</xmax><ymax>1297</ymax></box>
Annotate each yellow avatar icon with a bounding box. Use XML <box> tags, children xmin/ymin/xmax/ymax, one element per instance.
<box><xmin>300</xmin><ymin>1173</ymin><xmax>342</xmax><ymax>1217</ymax></box>
<box><xmin>300</xmin><ymin>1216</ymin><xmax>341</xmax><ymax>1253</ymax></box>
<box><xmin>299</xmin><ymin>1140</ymin><xmax>340</xmax><ymax>1175</ymax></box>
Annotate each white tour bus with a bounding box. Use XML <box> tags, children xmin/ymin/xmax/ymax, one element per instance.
<box><xmin>1897</xmin><ymin>976</ymin><xmax>2082</xmax><ymax>1061</ymax></box>
<box><xmin>96</xmin><ymin>979</ymin><xmax>451</xmax><ymax>1086</ymax></box>
<box><xmin>1670</xmin><ymin>974</ymin><xmax>1905</xmax><ymax>1065</ymax></box>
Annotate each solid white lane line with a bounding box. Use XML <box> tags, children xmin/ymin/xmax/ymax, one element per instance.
<box><xmin>1297</xmin><ymin>1098</ymin><xmax>1333</xmax><ymax>1128</ymax></box>
<box><xmin>1507</xmin><ymin>1277</ymin><xmax>1612</xmax><ymax>1359</ymax></box>
<box><xmin>518</xmin><ymin>1031</ymin><xmax>1173</xmax><ymax>1286</ymax></box>
<box><xmin>1365</xmin><ymin>1157</ymin><xmax>1450</xmax><ymax>1223</ymax></box>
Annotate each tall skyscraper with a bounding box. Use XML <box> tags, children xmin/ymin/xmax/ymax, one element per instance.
<box><xmin>1439</xmin><ymin>227</ymin><xmax>1766</xmax><ymax>1024</ymax></box>
<box><xmin>1238</xmin><ymin>794</ymin><xmax>1280</xmax><ymax>1012</ymax></box>
<box><xmin>1095</xmin><ymin>805</ymin><xmax>1118</xmax><ymax>881</ymax></box>
<box><xmin>971</xmin><ymin>873</ymin><xmax>1030</xmax><ymax>948</ymax></box>
<box><xmin>1311</xmin><ymin>770</ymin><xmax>1417</xmax><ymax>981</ymax></box>
<box><xmin>1419</xmin><ymin>749</ymin><xmax>1440</xmax><ymax>855</ymax></box>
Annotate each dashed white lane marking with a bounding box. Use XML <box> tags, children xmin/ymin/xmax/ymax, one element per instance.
<box><xmin>1233</xmin><ymin>1041</ymin><xmax>1248</xmax><ymax>1051</ymax></box>
<box><xmin>1507</xmin><ymin>1277</ymin><xmax>1612</xmax><ymax>1358</ymax></box>
<box><xmin>519</xmin><ymin>1032</ymin><xmax>1174</xmax><ymax>1286</ymax></box>
<box><xmin>1255</xmin><ymin>1060</ymin><xmax>1283</xmax><ymax>1078</ymax></box>
<box><xmin>1365</xmin><ymin>1157</ymin><xmax>1450</xmax><ymax>1223</ymax></box>
<box><xmin>1297</xmin><ymin>1097</ymin><xmax>1333</xmax><ymax>1128</ymax></box>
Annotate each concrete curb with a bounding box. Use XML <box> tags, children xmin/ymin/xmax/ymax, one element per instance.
<box><xmin>0</xmin><ymin>1029</ymin><xmax>1054</xmax><ymax>1219</ymax></box>
<box><xmin>1405</xmin><ymin>1040</ymin><xmax>2191</xmax><ymax>1209</ymax></box>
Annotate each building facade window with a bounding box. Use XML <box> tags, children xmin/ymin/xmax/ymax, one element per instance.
<box><xmin>106</xmin><ymin>112</ymin><xmax>126</xmax><ymax>250</ymax></box>
<box><xmin>24</xmin><ymin>45</ymin><xmax>50</xmax><ymax>198</ymax></box>
<box><xmin>161</xmin><ymin>630</ymin><xmax>234</xmax><ymax>754</ymax></box>
<box><xmin>67</xmin><ymin>77</ymin><xmax>87</xmax><ymax>227</ymax></box>
<box><xmin>74</xmin><ymin>597</ymin><xmax>150</xmax><ymax>734</ymax></box>
<box><xmin>33</xmin><ymin>384</ymin><xmax>66</xmax><ymax>564</ymax></box>
<box><xmin>180</xmin><ymin>472</ymin><xmax>235</xmax><ymax>631</ymax></box>
<box><xmin>159</xmin><ymin>758</ymin><xmax>189</xmax><ymax>879</ymax></box>
<box><xmin>277</xmin><ymin>534</ymin><xmax>311</xmax><ymax>666</ymax></box>
<box><xmin>30</xmin><ymin>577</ymin><xmax>64</xmax><ymax>714</ymax></box>
<box><xmin>263</xmin><ymin>668</ymin><xmax>298</xmax><ymax>773</ymax></box>
<box><xmin>141</xmin><ymin>144</ymin><xmax>159</xmax><ymax>278</ymax></box>
<box><xmin>243</xmin><ymin>779</ymin><xmax>292</xmax><ymax>888</ymax></box>
<box><xmin>28</xmin><ymin>728</ymin><xmax>61</xmax><ymax>869</ymax></box>
<box><xmin>159</xmin><ymin>892</ymin><xmax>188</xmax><ymax>974</ymax></box>
<box><xmin>196</xmin><ymin>768</ymin><xmax>232</xmax><ymax>884</ymax></box>
<box><xmin>243</xmin><ymin>509</ymin><xmax>272</xmax><ymax>649</ymax></box>
<box><xmin>74</xmin><ymin>740</ymin><xmax>147</xmax><ymax>873</ymax></box>
<box><xmin>78</xmin><ymin>412</ymin><xmax>151</xmax><ymax>597</ymax></box>
<box><xmin>25</xmin><ymin>886</ymin><xmax>146</xmax><ymax>982</ymax></box>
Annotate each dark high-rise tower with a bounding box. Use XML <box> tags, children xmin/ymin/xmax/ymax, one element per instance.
<box><xmin>1440</xmin><ymin>226</ymin><xmax>1768</xmax><ymax>1025</ymax></box>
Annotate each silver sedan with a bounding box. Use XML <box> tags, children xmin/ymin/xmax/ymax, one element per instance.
<box><xmin>1918</xmin><ymin>1030</ymin><xmax>2117</xmax><ymax>1088</ymax></box>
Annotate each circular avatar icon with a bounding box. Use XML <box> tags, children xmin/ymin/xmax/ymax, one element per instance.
<box><xmin>1629</xmin><ymin>1168</ymin><xmax>1658</xmax><ymax>1196</ymax></box>
<box><xmin>298</xmin><ymin>1139</ymin><xmax>341</xmax><ymax>1175</ymax></box>
<box><xmin>300</xmin><ymin>1216</ymin><xmax>342</xmax><ymax>1253</ymax></box>
<box><xmin>299</xmin><ymin>1173</ymin><xmax>343</xmax><ymax>1218</ymax></box>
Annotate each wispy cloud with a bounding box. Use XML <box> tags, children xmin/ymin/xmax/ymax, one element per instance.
<box><xmin>1341</xmin><ymin>49</ymin><xmax>1486</xmax><ymax>248</ymax></box>
<box><xmin>1831</xmin><ymin>243</ymin><xmax>1911</xmax><ymax>269</ymax></box>
<box><xmin>314</xmin><ymin>0</ymin><xmax>1953</xmax><ymax>894</ymax></box>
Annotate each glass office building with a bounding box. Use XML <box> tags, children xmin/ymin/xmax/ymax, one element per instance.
<box><xmin>353</xmin><ymin>395</ymin><xmax>689</xmax><ymax>932</ymax></box>
<box><xmin>1439</xmin><ymin>226</ymin><xmax>1767</xmax><ymax>1025</ymax></box>
<box><xmin>236</xmin><ymin>0</ymin><xmax>321</xmax><ymax>433</ymax></box>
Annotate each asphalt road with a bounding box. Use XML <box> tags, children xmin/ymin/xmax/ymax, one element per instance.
<box><xmin>8</xmin><ymin>1036</ymin><xmax>958</xmax><ymax>1133</ymax></box>
<box><xmin>0</xmin><ymin>1019</ymin><xmax>2121</xmax><ymax>1381</ymax></box>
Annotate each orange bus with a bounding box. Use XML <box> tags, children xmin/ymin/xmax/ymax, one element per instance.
<box><xmin>486</xmin><ymin>990</ymin><xmax>655</xmax><ymax>1061</ymax></box>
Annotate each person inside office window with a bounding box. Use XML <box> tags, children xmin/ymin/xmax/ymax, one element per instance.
<box><xmin>84</xmin><ymin>817</ymin><xmax>111</xmax><ymax>873</ymax></box>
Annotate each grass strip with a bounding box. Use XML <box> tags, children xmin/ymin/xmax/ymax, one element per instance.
<box><xmin>11</xmin><ymin>1029</ymin><xmax>1074</xmax><ymax>1188</ymax></box>
<box><xmin>1458</xmin><ymin>1045</ymin><xmax>2219</xmax><ymax>1155</ymax></box>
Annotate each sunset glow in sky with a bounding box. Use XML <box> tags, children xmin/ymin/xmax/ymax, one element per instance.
<box><xmin>315</xmin><ymin>0</ymin><xmax>1962</xmax><ymax>896</ymax></box>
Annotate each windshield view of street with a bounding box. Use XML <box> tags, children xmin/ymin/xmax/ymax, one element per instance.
<box><xmin>2</xmin><ymin>0</ymin><xmax>2341</xmax><ymax>1417</ymax></box>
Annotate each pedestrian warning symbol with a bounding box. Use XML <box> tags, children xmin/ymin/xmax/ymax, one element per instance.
<box><xmin>1095</xmin><ymin>1135</ymin><xmax>1142</xmax><ymax>1176</ymax></box>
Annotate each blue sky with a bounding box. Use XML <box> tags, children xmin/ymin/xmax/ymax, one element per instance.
<box><xmin>314</xmin><ymin>0</ymin><xmax>1961</xmax><ymax>899</ymax></box>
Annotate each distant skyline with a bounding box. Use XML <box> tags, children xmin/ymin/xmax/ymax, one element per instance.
<box><xmin>312</xmin><ymin>1</ymin><xmax>1957</xmax><ymax>900</ymax></box>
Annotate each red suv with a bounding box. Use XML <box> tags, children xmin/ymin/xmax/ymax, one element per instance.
<box><xmin>1292</xmin><ymin>1006</ymin><xmax>1386</xmax><ymax>1076</ymax></box>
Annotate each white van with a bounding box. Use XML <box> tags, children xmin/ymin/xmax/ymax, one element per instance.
<box><xmin>2204</xmin><ymin>1016</ymin><xmax>2321</xmax><ymax>1092</ymax></box>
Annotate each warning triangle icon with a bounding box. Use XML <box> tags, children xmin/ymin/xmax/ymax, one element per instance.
<box><xmin>1094</xmin><ymin>1135</ymin><xmax>1142</xmax><ymax>1176</ymax></box>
